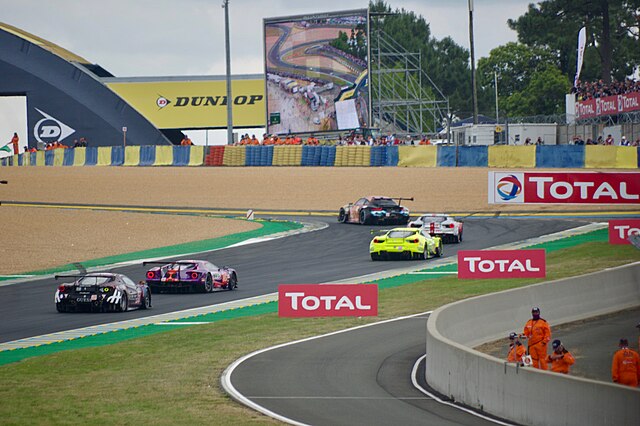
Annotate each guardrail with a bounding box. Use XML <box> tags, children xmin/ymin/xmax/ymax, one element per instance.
<box><xmin>425</xmin><ymin>262</ymin><xmax>640</xmax><ymax>426</ymax></box>
<box><xmin>2</xmin><ymin>145</ymin><xmax>639</xmax><ymax>168</ymax></box>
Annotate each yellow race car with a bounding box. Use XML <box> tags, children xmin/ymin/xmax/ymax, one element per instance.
<box><xmin>370</xmin><ymin>227</ymin><xmax>443</xmax><ymax>261</ymax></box>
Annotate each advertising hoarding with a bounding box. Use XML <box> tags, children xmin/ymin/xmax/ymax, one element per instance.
<box><xmin>608</xmin><ymin>219</ymin><xmax>640</xmax><ymax>244</ymax></box>
<box><xmin>278</xmin><ymin>284</ymin><xmax>378</xmax><ymax>317</ymax></box>
<box><xmin>106</xmin><ymin>78</ymin><xmax>265</xmax><ymax>129</ymax></box>
<box><xmin>488</xmin><ymin>171</ymin><xmax>640</xmax><ymax>204</ymax></box>
<box><xmin>264</xmin><ymin>9</ymin><xmax>370</xmax><ymax>134</ymax></box>
<box><xmin>457</xmin><ymin>250</ymin><xmax>546</xmax><ymax>279</ymax></box>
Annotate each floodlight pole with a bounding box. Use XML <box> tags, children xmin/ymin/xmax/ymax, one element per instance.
<box><xmin>468</xmin><ymin>0</ymin><xmax>478</xmax><ymax>125</ymax></box>
<box><xmin>223</xmin><ymin>0</ymin><xmax>233</xmax><ymax>145</ymax></box>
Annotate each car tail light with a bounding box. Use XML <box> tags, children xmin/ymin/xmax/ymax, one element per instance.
<box><xmin>190</xmin><ymin>272</ymin><xmax>199</xmax><ymax>280</ymax></box>
<box><xmin>373</xmin><ymin>238</ymin><xmax>382</xmax><ymax>243</ymax></box>
<box><xmin>146</xmin><ymin>271</ymin><xmax>156</xmax><ymax>279</ymax></box>
<box><xmin>370</xmin><ymin>207</ymin><xmax>383</xmax><ymax>211</ymax></box>
<box><xmin>444</xmin><ymin>224</ymin><xmax>454</xmax><ymax>228</ymax></box>
<box><xmin>407</xmin><ymin>238</ymin><xmax>419</xmax><ymax>243</ymax></box>
<box><xmin>57</xmin><ymin>285</ymin><xmax>66</xmax><ymax>292</ymax></box>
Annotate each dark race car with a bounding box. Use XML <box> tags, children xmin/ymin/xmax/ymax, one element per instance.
<box><xmin>338</xmin><ymin>196</ymin><xmax>412</xmax><ymax>225</ymax></box>
<box><xmin>55</xmin><ymin>273</ymin><xmax>151</xmax><ymax>313</ymax></box>
<box><xmin>143</xmin><ymin>260</ymin><xmax>237</xmax><ymax>294</ymax></box>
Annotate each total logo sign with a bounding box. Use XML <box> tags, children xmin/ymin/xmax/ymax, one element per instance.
<box><xmin>458</xmin><ymin>249</ymin><xmax>546</xmax><ymax>279</ymax></box>
<box><xmin>489</xmin><ymin>172</ymin><xmax>640</xmax><ymax>204</ymax></box>
<box><xmin>33</xmin><ymin>108</ymin><xmax>76</xmax><ymax>144</ymax></box>
<box><xmin>608</xmin><ymin>219</ymin><xmax>640</xmax><ymax>244</ymax></box>
<box><xmin>278</xmin><ymin>284</ymin><xmax>378</xmax><ymax>317</ymax></box>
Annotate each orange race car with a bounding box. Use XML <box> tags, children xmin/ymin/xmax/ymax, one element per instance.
<box><xmin>338</xmin><ymin>196</ymin><xmax>413</xmax><ymax>225</ymax></box>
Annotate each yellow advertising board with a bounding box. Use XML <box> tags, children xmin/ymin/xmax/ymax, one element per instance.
<box><xmin>106</xmin><ymin>79</ymin><xmax>265</xmax><ymax>129</ymax></box>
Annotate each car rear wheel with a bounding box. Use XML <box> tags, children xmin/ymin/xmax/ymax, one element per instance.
<box><xmin>457</xmin><ymin>231</ymin><xmax>463</xmax><ymax>243</ymax></box>
<box><xmin>338</xmin><ymin>209</ymin><xmax>348</xmax><ymax>223</ymax></box>
<box><xmin>56</xmin><ymin>303</ymin><xmax>65</xmax><ymax>313</ymax></box>
<box><xmin>371</xmin><ymin>252</ymin><xmax>379</xmax><ymax>261</ymax></box>
<box><xmin>117</xmin><ymin>293</ymin><xmax>129</xmax><ymax>312</ymax></box>
<box><xmin>200</xmin><ymin>274</ymin><xmax>213</xmax><ymax>293</ymax></box>
<box><xmin>421</xmin><ymin>247</ymin><xmax>428</xmax><ymax>260</ymax></box>
<box><xmin>227</xmin><ymin>273</ymin><xmax>237</xmax><ymax>291</ymax></box>
<box><xmin>436</xmin><ymin>242</ymin><xmax>443</xmax><ymax>257</ymax></box>
<box><xmin>141</xmin><ymin>291</ymin><xmax>151</xmax><ymax>310</ymax></box>
<box><xmin>359</xmin><ymin>209</ymin><xmax>370</xmax><ymax>225</ymax></box>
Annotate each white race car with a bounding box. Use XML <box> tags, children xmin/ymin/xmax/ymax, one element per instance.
<box><xmin>409</xmin><ymin>214</ymin><xmax>463</xmax><ymax>243</ymax></box>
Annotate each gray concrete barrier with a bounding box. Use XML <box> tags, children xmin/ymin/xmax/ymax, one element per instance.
<box><xmin>426</xmin><ymin>262</ymin><xmax>640</xmax><ymax>426</ymax></box>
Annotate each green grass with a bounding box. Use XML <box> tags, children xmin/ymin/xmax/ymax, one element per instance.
<box><xmin>0</xmin><ymin>242</ymin><xmax>638</xmax><ymax>425</ymax></box>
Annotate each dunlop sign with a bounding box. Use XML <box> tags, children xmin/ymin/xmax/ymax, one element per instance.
<box><xmin>106</xmin><ymin>79</ymin><xmax>266</xmax><ymax>129</ymax></box>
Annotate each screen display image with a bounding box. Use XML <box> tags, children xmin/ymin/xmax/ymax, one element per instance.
<box><xmin>264</xmin><ymin>10</ymin><xmax>369</xmax><ymax>134</ymax></box>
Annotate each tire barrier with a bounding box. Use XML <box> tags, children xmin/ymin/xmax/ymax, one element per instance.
<box><xmin>2</xmin><ymin>145</ymin><xmax>639</xmax><ymax>168</ymax></box>
<box><xmin>398</xmin><ymin>146</ymin><xmax>437</xmax><ymax>167</ymax></box>
<box><xmin>488</xmin><ymin>145</ymin><xmax>536</xmax><ymax>168</ymax></box>
<box><xmin>584</xmin><ymin>146</ymin><xmax>638</xmax><ymax>169</ymax></box>
<box><xmin>334</xmin><ymin>146</ymin><xmax>370</xmax><ymax>167</ymax></box>
<box><xmin>535</xmin><ymin>145</ymin><xmax>584</xmax><ymax>168</ymax></box>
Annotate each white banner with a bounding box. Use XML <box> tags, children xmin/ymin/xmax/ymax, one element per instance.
<box><xmin>574</xmin><ymin>27</ymin><xmax>586</xmax><ymax>88</ymax></box>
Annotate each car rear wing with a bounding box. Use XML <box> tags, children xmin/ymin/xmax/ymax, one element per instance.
<box><xmin>142</xmin><ymin>261</ymin><xmax>195</xmax><ymax>266</ymax></box>
<box><xmin>55</xmin><ymin>274</ymin><xmax>115</xmax><ymax>280</ymax></box>
<box><xmin>370</xmin><ymin>229</ymin><xmax>392</xmax><ymax>235</ymax></box>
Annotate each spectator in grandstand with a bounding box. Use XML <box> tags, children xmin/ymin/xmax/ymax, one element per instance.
<box><xmin>612</xmin><ymin>338</ymin><xmax>640</xmax><ymax>387</ymax></box>
<box><xmin>180</xmin><ymin>135</ymin><xmax>193</xmax><ymax>146</ymax></box>
<box><xmin>250</xmin><ymin>135</ymin><xmax>260</xmax><ymax>145</ymax></box>
<box><xmin>507</xmin><ymin>332</ymin><xmax>525</xmax><ymax>365</ymax></box>
<box><xmin>536</xmin><ymin>137</ymin><xmax>544</xmax><ymax>145</ymax></box>
<box><xmin>73</xmin><ymin>139</ymin><xmax>80</xmax><ymax>148</ymax></box>
<box><xmin>547</xmin><ymin>339</ymin><xmax>575</xmax><ymax>374</ymax></box>
<box><xmin>620</xmin><ymin>136</ymin><xmax>629</xmax><ymax>146</ymax></box>
<box><xmin>605</xmin><ymin>134</ymin><xmax>614</xmax><ymax>145</ymax></box>
<box><xmin>79</xmin><ymin>137</ymin><xmax>87</xmax><ymax>147</ymax></box>
<box><xmin>574</xmin><ymin>77</ymin><xmax>640</xmax><ymax>101</ymax></box>
<box><xmin>23</xmin><ymin>145</ymin><xmax>28</xmax><ymax>153</ymax></box>
<box><xmin>523</xmin><ymin>306</ymin><xmax>552</xmax><ymax>370</ymax></box>
<box><xmin>524</xmin><ymin>137</ymin><xmax>532</xmax><ymax>145</ymax></box>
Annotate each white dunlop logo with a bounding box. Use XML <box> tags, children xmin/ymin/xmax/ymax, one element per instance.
<box><xmin>33</xmin><ymin>108</ymin><xmax>76</xmax><ymax>143</ymax></box>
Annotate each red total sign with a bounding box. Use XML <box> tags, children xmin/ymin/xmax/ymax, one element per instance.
<box><xmin>489</xmin><ymin>172</ymin><xmax>640</xmax><ymax>205</ymax></box>
<box><xmin>608</xmin><ymin>219</ymin><xmax>640</xmax><ymax>244</ymax></box>
<box><xmin>278</xmin><ymin>284</ymin><xmax>378</xmax><ymax>317</ymax></box>
<box><xmin>458</xmin><ymin>249</ymin><xmax>546</xmax><ymax>279</ymax></box>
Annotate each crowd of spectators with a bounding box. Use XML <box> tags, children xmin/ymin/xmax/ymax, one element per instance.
<box><xmin>573</xmin><ymin>77</ymin><xmax>640</xmax><ymax>101</ymax></box>
<box><xmin>571</xmin><ymin>134</ymin><xmax>639</xmax><ymax>146</ymax></box>
<box><xmin>232</xmin><ymin>132</ymin><xmax>436</xmax><ymax>147</ymax></box>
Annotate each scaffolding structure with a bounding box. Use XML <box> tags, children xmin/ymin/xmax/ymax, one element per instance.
<box><xmin>370</xmin><ymin>29</ymin><xmax>450</xmax><ymax>136</ymax></box>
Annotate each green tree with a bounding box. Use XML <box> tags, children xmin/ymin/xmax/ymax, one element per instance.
<box><xmin>369</xmin><ymin>0</ymin><xmax>473</xmax><ymax>119</ymax></box>
<box><xmin>503</xmin><ymin>65</ymin><xmax>571</xmax><ymax>116</ymax></box>
<box><xmin>508</xmin><ymin>0</ymin><xmax>640</xmax><ymax>84</ymax></box>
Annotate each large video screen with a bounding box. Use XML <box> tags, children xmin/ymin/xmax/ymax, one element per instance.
<box><xmin>264</xmin><ymin>9</ymin><xmax>370</xmax><ymax>134</ymax></box>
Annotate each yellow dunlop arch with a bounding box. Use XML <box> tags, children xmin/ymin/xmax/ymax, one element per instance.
<box><xmin>35</xmin><ymin>151</ymin><xmax>45</xmax><ymax>166</ymax></box>
<box><xmin>188</xmin><ymin>146</ymin><xmax>204</xmax><ymax>166</ymax></box>
<box><xmin>488</xmin><ymin>145</ymin><xmax>536</xmax><ymax>168</ymax></box>
<box><xmin>154</xmin><ymin>145</ymin><xmax>174</xmax><ymax>166</ymax></box>
<box><xmin>585</xmin><ymin>146</ymin><xmax>638</xmax><ymax>169</ymax></box>
<box><xmin>123</xmin><ymin>146</ymin><xmax>141</xmax><ymax>166</ymax></box>
<box><xmin>53</xmin><ymin>149</ymin><xmax>64</xmax><ymax>166</ymax></box>
<box><xmin>398</xmin><ymin>146</ymin><xmax>437</xmax><ymax>167</ymax></box>
<box><xmin>73</xmin><ymin>148</ymin><xmax>85</xmax><ymax>166</ymax></box>
<box><xmin>272</xmin><ymin>146</ymin><xmax>302</xmax><ymax>166</ymax></box>
<box><xmin>96</xmin><ymin>147</ymin><xmax>112</xmax><ymax>166</ymax></box>
<box><xmin>222</xmin><ymin>146</ymin><xmax>246</xmax><ymax>166</ymax></box>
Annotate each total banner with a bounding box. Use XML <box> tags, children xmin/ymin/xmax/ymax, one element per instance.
<box><xmin>458</xmin><ymin>249</ymin><xmax>546</xmax><ymax>279</ymax></box>
<box><xmin>575</xmin><ymin>92</ymin><xmax>640</xmax><ymax>120</ymax></box>
<box><xmin>488</xmin><ymin>171</ymin><xmax>640</xmax><ymax>204</ymax></box>
<box><xmin>278</xmin><ymin>284</ymin><xmax>378</xmax><ymax>317</ymax></box>
<box><xmin>608</xmin><ymin>219</ymin><xmax>640</xmax><ymax>244</ymax></box>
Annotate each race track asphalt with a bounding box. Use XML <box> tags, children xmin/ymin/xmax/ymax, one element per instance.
<box><xmin>0</xmin><ymin>217</ymin><xmax>588</xmax><ymax>343</ymax></box>
<box><xmin>227</xmin><ymin>314</ymin><xmax>504</xmax><ymax>426</ymax></box>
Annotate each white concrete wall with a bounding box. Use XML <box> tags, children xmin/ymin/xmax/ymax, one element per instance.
<box><xmin>426</xmin><ymin>262</ymin><xmax>640</xmax><ymax>426</ymax></box>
